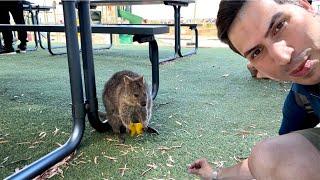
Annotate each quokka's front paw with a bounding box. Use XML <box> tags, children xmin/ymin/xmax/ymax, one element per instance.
<box><xmin>118</xmin><ymin>134</ymin><xmax>125</xmax><ymax>144</ymax></box>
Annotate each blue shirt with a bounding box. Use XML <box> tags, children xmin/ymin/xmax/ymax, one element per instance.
<box><xmin>279</xmin><ymin>83</ymin><xmax>320</xmax><ymax>135</ymax></box>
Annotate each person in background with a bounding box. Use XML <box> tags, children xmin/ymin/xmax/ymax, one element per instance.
<box><xmin>188</xmin><ymin>0</ymin><xmax>320</xmax><ymax>179</ymax></box>
<box><xmin>0</xmin><ymin>1</ymin><xmax>28</xmax><ymax>54</ymax></box>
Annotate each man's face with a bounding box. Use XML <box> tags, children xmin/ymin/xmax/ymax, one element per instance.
<box><xmin>229</xmin><ymin>0</ymin><xmax>320</xmax><ymax>85</ymax></box>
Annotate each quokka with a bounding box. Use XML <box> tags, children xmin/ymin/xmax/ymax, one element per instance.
<box><xmin>101</xmin><ymin>70</ymin><xmax>156</xmax><ymax>141</ymax></box>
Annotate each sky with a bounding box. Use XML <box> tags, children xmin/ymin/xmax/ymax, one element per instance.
<box><xmin>132</xmin><ymin>0</ymin><xmax>220</xmax><ymax>20</ymax></box>
<box><xmin>29</xmin><ymin>0</ymin><xmax>220</xmax><ymax>20</ymax></box>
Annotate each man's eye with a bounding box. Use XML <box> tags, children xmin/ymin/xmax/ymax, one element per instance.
<box><xmin>251</xmin><ymin>48</ymin><xmax>262</xmax><ymax>59</ymax></box>
<box><xmin>273</xmin><ymin>20</ymin><xmax>286</xmax><ymax>36</ymax></box>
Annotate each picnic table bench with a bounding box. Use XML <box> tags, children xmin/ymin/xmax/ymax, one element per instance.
<box><xmin>46</xmin><ymin>23</ymin><xmax>198</xmax><ymax>58</ymax></box>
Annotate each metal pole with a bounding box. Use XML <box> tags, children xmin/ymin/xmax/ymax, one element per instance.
<box><xmin>6</xmin><ymin>1</ymin><xmax>85</xmax><ymax>179</ymax></box>
<box><xmin>173</xmin><ymin>5</ymin><xmax>181</xmax><ymax>57</ymax></box>
<box><xmin>149</xmin><ymin>39</ymin><xmax>159</xmax><ymax>99</ymax></box>
<box><xmin>78</xmin><ymin>0</ymin><xmax>111</xmax><ymax>132</ymax></box>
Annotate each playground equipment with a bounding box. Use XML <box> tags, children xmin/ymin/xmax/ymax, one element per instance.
<box><xmin>117</xmin><ymin>7</ymin><xmax>143</xmax><ymax>44</ymax></box>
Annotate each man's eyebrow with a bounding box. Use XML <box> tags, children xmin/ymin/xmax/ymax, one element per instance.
<box><xmin>264</xmin><ymin>12</ymin><xmax>283</xmax><ymax>38</ymax></box>
<box><xmin>243</xmin><ymin>46</ymin><xmax>258</xmax><ymax>58</ymax></box>
<box><xmin>243</xmin><ymin>12</ymin><xmax>283</xmax><ymax>58</ymax></box>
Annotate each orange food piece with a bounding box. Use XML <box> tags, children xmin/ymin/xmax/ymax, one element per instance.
<box><xmin>129</xmin><ymin>122</ymin><xmax>143</xmax><ymax>136</ymax></box>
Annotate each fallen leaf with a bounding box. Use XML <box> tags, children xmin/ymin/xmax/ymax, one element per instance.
<box><xmin>105</xmin><ymin>137</ymin><xmax>118</xmax><ymax>142</ymax></box>
<box><xmin>119</xmin><ymin>164</ymin><xmax>129</xmax><ymax>177</ymax></box>
<box><xmin>17</xmin><ymin>141</ymin><xmax>30</xmax><ymax>145</ymax></box>
<box><xmin>103</xmin><ymin>155</ymin><xmax>117</xmax><ymax>162</ymax></box>
<box><xmin>0</xmin><ymin>156</ymin><xmax>9</xmax><ymax>167</ymax></box>
<box><xmin>235</xmin><ymin>130</ymin><xmax>251</xmax><ymax>138</ymax></box>
<box><xmin>94</xmin><ymin>156</ymin><xmax>98</xmax><ymax>164</ymax></box>
<box><xmin>38</xmin><ymin>132</ymin><xmax>46</xmax><ymax>139</ymax></box>
<box><xmin>166</xmin><ymin>163</ymin><xmax>174</xmax><ymax>167</ymax></box>
<box><xmin>53</xmin><ymin>127</ymin><xmax>59</xmax><ymax>136</ymax></box>
<box><xmin>147</xmin><ymin>164</ymin><xmax>157</xmax><ymax>169</ymax></box>
<box><xmin>175</xmin><ymin>121</ymin><xmax>182</xmax><ymax>126</ymax></box>
<box><xmin>34</xmin><ymin>152</ymin><xmax>75</xmax><ymax>179</ymax></box>
<box><xmin>158</xmin><ymin>144</ymin><xmax>182</xmax><ymax>152</ymax></box>
<box><xmin>141</xmin><ymin>163</ymin><xmax>157</xmax><ymax>176</ymax></box>
<box><xmin>168</xmin><ymin>156</ymin><xmax>174</xmax><ymax>163</ymax></box>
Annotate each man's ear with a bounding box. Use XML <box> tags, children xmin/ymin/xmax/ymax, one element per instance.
<box><xmin>299</xmin><ymin>0</ymin><xmax>315</xmax><ymax>13</ymax></box>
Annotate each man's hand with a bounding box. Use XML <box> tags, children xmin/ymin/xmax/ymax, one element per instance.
<box><xmin>188</xmin><ymin>158</ymin><xmax>214</xmax><ymax>180</ymax></box>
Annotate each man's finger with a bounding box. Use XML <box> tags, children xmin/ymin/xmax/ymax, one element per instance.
<box><xmin>188</xmin><ymin>167</ymin><xmax>200</xmax><ymax>175</ymax></box>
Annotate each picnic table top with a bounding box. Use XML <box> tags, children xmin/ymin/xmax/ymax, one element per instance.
<box><xmin>89</xmin><ymin>0</ymin><xmax>195</xmax><ymax>5</ymax></box>
<box><xmin>22</xmin><ymin>4</ymin><xmax>53</xmax><ymax>11</ymax></box>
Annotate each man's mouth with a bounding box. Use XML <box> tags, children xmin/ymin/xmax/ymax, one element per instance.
<box><xmin>289</xmin><ymin>59</ymin><xmax>313</xmax><ymax>77</ymax></box>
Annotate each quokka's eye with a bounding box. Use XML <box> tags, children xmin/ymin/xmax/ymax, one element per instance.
<box><xmin>134</xmin><ymin>93</ymin><xmax>139</xmax><ymax>97</ymax></box>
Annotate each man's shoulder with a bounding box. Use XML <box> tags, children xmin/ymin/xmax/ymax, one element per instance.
<box><xmin>286</xmin><ymin>83</ymin><xmax>320</xmax><ymax>114</ymax></box>
<box><xmin>291</xmin><ymin>83</ymin><xmax>319</xmax><ymax>96</ymax></box>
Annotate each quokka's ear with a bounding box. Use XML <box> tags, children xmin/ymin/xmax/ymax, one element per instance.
<box><xmin>135</xmin><ymin>75</ymin><xmax>144</xmax><ymax>83</ymax></box>
<box><xmin>123</xmin><ymin>75</ymin><xmax>133</xmax><ymax>85</ymax></box>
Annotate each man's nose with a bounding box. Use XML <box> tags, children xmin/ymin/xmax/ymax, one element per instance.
<box><xmin>268</xmin><ymin>40</ymin><xmax>294</xmax><ymax>65</ymax></box>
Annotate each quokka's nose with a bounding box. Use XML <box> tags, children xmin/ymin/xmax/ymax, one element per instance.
<box><xmin>141</xmin><ymin>101</ymin><xmax>146</xmax><ymax>106</ymax></box>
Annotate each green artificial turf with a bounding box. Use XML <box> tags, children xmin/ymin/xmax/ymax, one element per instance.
<box><xmin>0</xmin><ymin>45</ymin><xmax>291</xmax><ymax>179</ymax></box>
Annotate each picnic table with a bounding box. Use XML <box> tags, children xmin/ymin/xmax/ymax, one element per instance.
<box><xmin>0</xmin><ymin>3</ymin><xmax>52</xmax><ymax>50</ymax></box>
<box><xmin>23</xmin><ymin>3</ymin><xmax>54</xmax><ymax>51</ymax></box>
<box><xmin>48</xmin><ymin>0</ymin><xmax>197</xmax><ymax>62</ymax></box>
<box><xmin>90</xmin><ymin>0</ymin><xmax>197</xmax><ymax>64</ymax></box>
<box><xmin>2</xmin><ymin>0</ymin><xmax>192</xmax><ymax>179</ymax></box>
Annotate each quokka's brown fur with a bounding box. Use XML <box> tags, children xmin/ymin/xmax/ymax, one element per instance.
<box><xmin>102</xmin><ymin>70</ymin><xmax>152</xmax><ymax>135</ymax></box>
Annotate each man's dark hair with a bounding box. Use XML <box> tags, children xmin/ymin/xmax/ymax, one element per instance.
<box><xmin>216</xmin><ymin>1</ymin><xmax>246</xmax><ymax>55</ymax></box>
<box><xmin>216</xmin><ymin>0</ymin><xmax>304</xmax><ymax>55</ymax></box>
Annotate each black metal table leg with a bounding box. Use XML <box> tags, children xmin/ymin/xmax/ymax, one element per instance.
<box><xmin>35</xmin><ymin>9</ymin><xmax>47</xmax><ymax>50</ymax></box>
<box><xmin>78</xmin><ymin>1</ymin><xmax>112</xmax><ymax>132</ymax></box>
<box><xmin>47</xmin><ymin>31</ymin><xmax>67</xmax><ymax>55</ymax></box>
<box><xmin>104</xmin><ymin>33</ymin><xmax>113</xmax><ymax>49</ymax></box>
<box><xmin>173</xmin><ymin>4</ymin><xmax>198</xmax><ymax>58</ymax></box>
<box><xmin>133</xmin><ymin>35</ymin><xmax>159</xmax><ymax>100</ymax></box>
<box><xmin>5</xmin><ymin>1</ymin><xmax>85</xmax><ymax>179</ymax></box>
<box><xmin>26</xmin><ymin>9</ymin><xmax>38</xmax><ymax>51</ymax></box>
<box><xmin>0</xmin><ymin>34</ymin><xmax>2</xmax><ymax>48</ymax></box>
<box><xmin>160</xmin><ymin>3</ymin><xmax>198</xmax><ymax>64</ymax></box>
<box><xmin>174</xmin><ymin>5</ymin><xmax>182</xmax><ymax>57</ymax></box>
<box><xmin>158</xmin><ymin>5</ymin><xmax>182</xmax><ymax>64</ymax></box>
<box><xmin>149</xmin><ymin>40</ymin><xmax>159</xmax><ymax>99</ymax></box>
